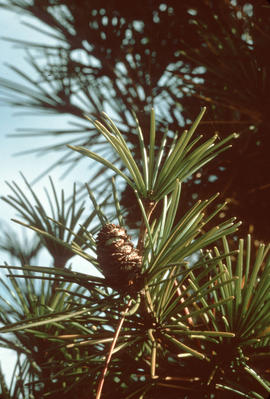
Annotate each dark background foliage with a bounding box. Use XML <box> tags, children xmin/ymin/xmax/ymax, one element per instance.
<box><xmin>0</xmin><ymin>1</ymin><xmax>270</xmax><ymax>398</ymax></box>
<box><xmin>0</xmin><ymin>0</ymin><xmax>269</xmax><ymax>243</ymax></box>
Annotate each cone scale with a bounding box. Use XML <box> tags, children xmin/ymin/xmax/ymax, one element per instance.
<box><xmin>96</xmin><ymin>224</ymin><xmax>142</xmax><ymax>293</ymax></box>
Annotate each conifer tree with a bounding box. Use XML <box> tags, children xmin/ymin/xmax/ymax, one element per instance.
<box><xmin>0</xmin><ymin>0</ymin><xmax>269</xmax><ymax>241</ymax></box>
<box><xmin>0</xmin><ymin>108</ymin><xmax>270</xmax><ymax>398</ymax></box>
<box><xmin>0</xmin><ymin>1</ymin><xmax>270</xmax><ymax>398</ymax></box>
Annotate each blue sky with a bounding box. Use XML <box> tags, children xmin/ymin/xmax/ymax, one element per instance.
<box><xmin>0</xmin><ymin>7</ymin><xmax>97</xmax><ymax>261</ymax></box>
<box><xmin>0</xmin><ymin>8</ymin><xmax>65</xmax><ymax>218</ymax></box>
<box><xmin>0</xmin><ymin>7</ymin><xmax>34</xmax><ymax>385</ymax></box>
<box><xmin>0</xmin><ymin>7</ymin><xmax>65</xmax><ymax>386</ymax></box>
<box><xmin>0</xmin><ymin>7</ymin><xmax>100</xmax><ymax>385</ymax></box>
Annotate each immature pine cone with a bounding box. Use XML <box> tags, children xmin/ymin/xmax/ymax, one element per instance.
<box><xmin>96</xmin><ymin>224</ymin><xmax>142</xmax><ymax>293</ymax></box>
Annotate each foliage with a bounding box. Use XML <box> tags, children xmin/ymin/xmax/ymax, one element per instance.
<box><xmin>0</xmin><ymin>1</ymin><xmax>270</xmax><ymax>397</ymax></box>
<box><xmin>0</xmin><ymin>0</ymin><xmax>269</xmax><ymax>241</ymax></box>
<box><xmin>0</xmin><ymin>109</ymin><xmax>269</xmax><ymax>398</ymax></box>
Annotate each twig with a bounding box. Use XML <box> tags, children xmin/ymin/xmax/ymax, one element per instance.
<box><xmin>95</xmin><ymin>298</ymin><xmax>133</xmax><ymax>399</ymax></box>
<box><xmin>137</xmin><ymin>199</ymin><xmax>157</xmax><ymax>252</ymax></box>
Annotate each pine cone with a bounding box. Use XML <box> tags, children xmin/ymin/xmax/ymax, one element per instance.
<box><xmin>96</xmin><ymin>224</ymin><xmax>142</xmax><ymax>293</ymax></box>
